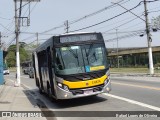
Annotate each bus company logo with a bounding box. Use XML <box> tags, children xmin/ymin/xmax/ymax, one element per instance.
<box><xmin>86</xmin><ymin>82</ymin><xmax>89</xmax><ymax>86</ymax></box>
<box><xmin>2</xmin><ymin>112</ymin><xmax>11</xmax><ymax>117</ymax></box>
<box><xmin>92</xmin><ymin>80</ymin><xmax>101</xmax><ymax>84</ymax></box>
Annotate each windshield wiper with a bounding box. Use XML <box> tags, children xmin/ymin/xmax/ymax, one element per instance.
<box><xmin>68</xmin><ymin>49</ymin><xmax>78</xmax><ymax>58</ymax></box>
<box><xmin>68</xmin><ymin>48</ymin><xmax>80</xmax><ymax>67</ymax></box>
<box><xmin>86</xmin><ymin>44</ymin><xmax>94</xmax><ymax>57</ymax></box>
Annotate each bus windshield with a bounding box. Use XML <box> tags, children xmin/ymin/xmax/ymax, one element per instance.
<box><xmin>55</xmin><ymin>43</ymin><xmax>107</xmax><ymax>75</ymax></box>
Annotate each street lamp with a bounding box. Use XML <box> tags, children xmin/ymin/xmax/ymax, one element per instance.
<box><xmin>116</xmin><ymin>29</ymin><xmax>119</xmax><ymax>68</ymax></box>
<box><xmin>14</xmin><ymin>0</ymin><xmax>40</xmax><ymax>87</ymax></box>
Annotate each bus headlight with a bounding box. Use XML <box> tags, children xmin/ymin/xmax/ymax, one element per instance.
<box><xmin>57</xmin><ymin>83</ymin><xmax>63</xmax><ymax>88</ymax></box>
<box><xmin>106</xmin><ymin>70</ymin><xmax>110</xmax><ymax>77</ymax></box>
<box><xmin>57</xmin><ymin>82</ymin><xmax>69</xmax><ymax>91</ymax></box>
<box><xmin>104</xmin><ymin>70</ymin><xmax>110</xmax><ymax>85</ymax></box>
<box><xmin>104</xmin><ymin>79</ymin><xmax>108</xmax><ymax>85</ymax></box>
<box><xmin>63</xmin><ymin>85</ymin><xmax>69</xmax><ymax>91</ymax></box>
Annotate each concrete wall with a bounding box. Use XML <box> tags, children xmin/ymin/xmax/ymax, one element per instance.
<box><xmin>108</xmin><ymin>46</ymin><xmax>160</xmax><ymax>57</ymax></box>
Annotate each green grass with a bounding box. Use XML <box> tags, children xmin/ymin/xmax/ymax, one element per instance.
<box><xmin>8</xmin><ymin>67</ymin><xmax>160</xmax><ymax>75</ymax></box>
<box><xmin>8</xmin><ymin>67</ymin><xmax>16</xmax><ymax>72</ymax></box>
<box><xmin>110</xmin><ymin>67</ymin><xmax>160</xmax><ymax>74</ymax></box>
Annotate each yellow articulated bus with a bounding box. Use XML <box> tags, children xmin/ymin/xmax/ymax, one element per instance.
<box><xmin>32</xmin><ymin>32</ymin><xmax>111</xmax><ymax>99</ymax></box>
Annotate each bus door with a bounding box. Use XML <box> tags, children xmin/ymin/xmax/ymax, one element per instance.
<box><xmin>47</xmin><ymin>47</ymin><xmax>55</xmax><ymax>96</ymax></box>
<box><xmin>40</xmin><ymin>50</ymin><xmax>49</xmax><ymax>92</ymax></box>
<box><xmin>33</xmin><ymin>52</ymin><xmax>40</xmax><ymax>86</ymax></box>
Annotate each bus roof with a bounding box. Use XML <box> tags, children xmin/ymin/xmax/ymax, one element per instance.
<box><xmin>34</xmin><ymin>32</ymin><xmax>102</xmax><ymax>53</ymax></box>
<box><xmin>59</xmin><ymin>32</ymin><xmax>99</xmax><ymax>36</ymax></box>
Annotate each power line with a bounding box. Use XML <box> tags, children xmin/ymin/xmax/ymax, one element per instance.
<box><xmin>1</xmin><ymin>2</ymin><xmax>31</xmax><ymax>46</ymax></box>
<box><xmin>103</xmin><ymin>16</ymin><xmax>143</xmax><ymax>34</ymax></box>
<box><xmin>104</xmin><ymin>31</ymin><xmax>145</xmax><ymax>42</ymax></box>
<box><xmin>5</xmin><ymin>36</ymin><xmax>16</xmax><ymax>48</ymax></box>
<box><xmin>2</xmin><ymin>20</ymin><xmax>15</xmax><ymax>36</ymax></box>
<box><xmin>20</xmin><ymin>31</ymin><xmax>57</xmax><ymax>35</ymax></box>
<box><xmin>18</xmin><ymin>3</ymin><xmax>39</xmax><ymax>38</ymax></box>
<box><xmin>70</xmin><ymin>0</ymin><xmax>159</xmax><ymax>33</ymax></box>
<box><xmin>146</xmin><ymin>0</ymin><xmax>160</xmax><ymax>2</ymax></box>
<box><xmin>40</xmin><ymin>0</ymin><xmax>129</xmax><ymax>34</ymax></box>
<box><xmin>104</xmin><ymin>29</ymin><xmax>145</xmax><ymax>35</ymax></box>
<box><xmin>10</xmin><ymin>0</ymin><xmax>159</xmax><ymax>44</ymax></box>
<box><xmin>0</xmin><ymin>23</ymin><xmax>13</xmax><ymax>32</ymax></box>
<box><xmin>95</xmin><ymin>11</ymin><xmax>143</xmax><ymax>31</ymax></box>
<box><xmin>120</xmin><ymin>22</ymin><xmax>144</xmax><ymax>31</ymax></box>
<box><xmin>4</xmin><ymin>2</ymin><xmax>39</xmax><ymax>48</ymax></box>
<box><xmin>112</xmin><ymin>2</ymin><xmax>145</xmax><ymax>22</ymax></box>
<box><xmin>148</xmin><ymin>9</ymin><xmax>160</xmax><ymax>13</ymax></box>
<box><xmin>21</xmin><ymin>0</ymin><xmax>130</xmax><ymax>41</ymax></box>
<box><xmin>69</xmin><ymin>0</ymin><xmax>130</xmax><ymax>25</ymax></box>
<box><xmin>0</xmin><ymin>16</ymin><xmax>12</xmax><ymax>20</ymax></box>
<box><xmin>69</xmin><ymin>2</ymin><xmax>142</xmax><ymax>33</ymax></box>
<box><xmin>20</xmin><ymin>1</ymin><xmax>136</xmax><ymax>42</ymax></box>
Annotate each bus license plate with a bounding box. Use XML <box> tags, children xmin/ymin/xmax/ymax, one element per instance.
<box><xmin>84</xmin><ymin>89</ymin><xmax>93</xmax><ymax>94</ymax></box>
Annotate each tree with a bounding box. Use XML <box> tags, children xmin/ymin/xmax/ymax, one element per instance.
<box><xmin>6</xmin><ymin>44</ymin><xmax>30</xmax><ymax>67</ymax></box>
<box><xmin>151</xmin><ymin>16</ymin><xmax>160</xmax><ymax>31</ymax></box>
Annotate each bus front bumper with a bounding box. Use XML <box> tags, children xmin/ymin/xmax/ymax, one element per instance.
<box><xmin>56</xmin><ymin>80</ymin><xmax>111</xmax><ymax>99</ymax></box>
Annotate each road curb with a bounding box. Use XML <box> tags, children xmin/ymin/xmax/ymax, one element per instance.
<box><xmin>111</xmin><ymin>73</ymin><xmax>160</xmax><ymax>77</ymax></box>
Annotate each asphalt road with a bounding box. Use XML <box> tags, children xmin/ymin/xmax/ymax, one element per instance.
<box><xmin>110</xmin><ymin>77</ymin><xmax>160</xmax><ymax>107</ymax></box>
<box><xmin>4</xmin><ymin>72</ymin><xmax>160</xmax><ymax>120</ymax></box>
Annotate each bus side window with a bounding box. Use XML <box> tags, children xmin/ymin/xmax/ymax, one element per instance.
<box><xmin>55</xmin><ymin>53</ymin><xmax>63</xmax><ymax>70</ymax></box>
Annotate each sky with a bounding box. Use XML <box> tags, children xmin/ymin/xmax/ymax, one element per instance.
<box><xmin>0</xmin><ymin>0</ymin><xmax>160</xmax><ymax>49</ymax></box>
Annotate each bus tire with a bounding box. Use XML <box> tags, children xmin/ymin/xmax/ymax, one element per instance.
<box><xmin>47</xmin><ymin>82</ymin><xmax>51</xmax><ymax>98</ymax></box>
<box><xmin>39</xmin><ymin>88</ymin><xmax>43</xmax><ymax>94</ymax></box>
<box><xmin>38</xmin><ymin>86</ymin><xmax>43</xmax><ymax>94</ymax></box>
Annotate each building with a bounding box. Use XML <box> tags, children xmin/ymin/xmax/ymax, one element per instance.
<box><xmin>107</xmin><ymin>46</ymin><xmax>160</xmax><ymax>68</ymax></box>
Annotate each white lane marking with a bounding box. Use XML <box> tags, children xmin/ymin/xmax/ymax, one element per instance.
<box><xmin>112</xmin><ymin>82</ymin><xmax>160</xmax><ymax>91</ymax></box>
<box><xmin>103</xmin><ymin>93</ymin><xmax>160</xmax><ymax>111</ymax></box>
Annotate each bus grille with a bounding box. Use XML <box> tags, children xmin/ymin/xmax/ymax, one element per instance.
<box><xmin>70</xmin><ymin>85</ymin><xmax>104</xmax><ymax>95</ymax></box>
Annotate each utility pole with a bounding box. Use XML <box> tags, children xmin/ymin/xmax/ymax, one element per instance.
<box><xmin>112</xmin><ymin>1</ymin><xmax>154</xmax><ymax>74</ymax></box>
<box><xmin>14</xmin><ymin>0</ymin><xmax>40</xmax><ymax>87</ymax></box>
<box><xmin>14</xmin><ymin>0</ymin><xmax>21</xmax><ymax>87</ymax></box>
<box><xmin>65</xmin><ymin>20</ymin><xmax>69</xmax><ymax>33</ymax></box>
<box><xmin>144</xmin><ymin>0</ymin><xmax>154</xmax><ymax>75</ymax></box>
<box><xmin>0</xmin><ymin>31</ymin><xmax>4</xmax><ymax>85</ymax></box>
<box><xmin>0</xmin><ymin>32</ymin><xmax>2</xmax><ymax>50</ymax></box>
<box><xmin>36</xmin><ymin>32</ymin><xmax>39</xmax><ymax>47</ymax></box>
<box><xmin>116</xmin><ymin>29</ymin><xmax>119</xmax><ymax>68</ymax></box>
<box><xmin>0</xmin><ymin>32</ymin><xmax>8</xmax><ymax>50</ymax></box>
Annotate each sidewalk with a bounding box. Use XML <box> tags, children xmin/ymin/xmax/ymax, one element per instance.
<box><xmin>0</xmin><ymin>79</ymin><xmax>46</xmax><ymax>120</ymax></box>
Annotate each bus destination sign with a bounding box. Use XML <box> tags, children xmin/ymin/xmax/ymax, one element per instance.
<box><xmin>60</xmin><ymin>34</ymin><xmax>97</xmax><ymax>43</ymax></box>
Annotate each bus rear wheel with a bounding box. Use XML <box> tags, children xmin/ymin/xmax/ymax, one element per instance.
<box><xmin>47</xmin><ymin>83</ymin><xmax>52</xmax><ymax>98</ymax></box>
<box><xmin>39</xmin><ymin>87</ymin><xmax>43</xmax><ymax>94</ymax></box>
